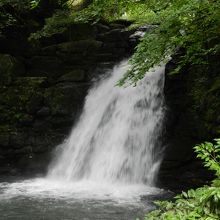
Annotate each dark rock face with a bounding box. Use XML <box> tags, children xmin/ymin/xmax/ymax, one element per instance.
<box><xmin>159</xmin><ymin>54</ymin><xmax>220</xmax><ymax>191</ymax></box>
<box><xmin>0</xmin><ymin>54</ymin><xmax>25</xmax><ymax>85</ymax></box>
<box><xmin>0</xmin><ymin>22</ymin><xmax>136</xmax><ymax>176</ymax></box>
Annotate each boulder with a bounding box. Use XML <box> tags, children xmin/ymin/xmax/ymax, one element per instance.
<box><xmin>44</xmin><ymin>82</ymin><xmax>89</xmax><ymax>116</ymax></box>
<box><xmin>0</xmin><ymin>54</ymin><xmax>25</xmax><ymax>85</ymax></box>
<box><xmin>27</xmin><ymin>56</ymin><xmax>64</xmax><ymax>77</ymax></box>
<box><xmin>57</xmin><ymin>69</ymin><xmax>85</xmax><ymax>82</ymax></box>
<box><xmin>57</xmin><ymin>39</ymin><xmax>103</xmax><ymax>54</ymax></box>
<box><xmin>26</xmin><ymin>93</ymin><xmax>44</xmax><ymax>114</ymax></box>
<box><xmin>97</xmin><ymin>29</ymin><xmax>124</xmax><ymax>42</ymax></box>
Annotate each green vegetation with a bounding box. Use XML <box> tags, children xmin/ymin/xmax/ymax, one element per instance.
<box><xmin>119</xmin><ymin>0</ymin><xmax>220</xmax><ymax>84</ymax></box>
<box><xmin>29</xmin><ymin>0</ymin><xmax>149</xmax><ymax>40</ymax></box>
<box><xmin>0</xmin><ymin>0</ymin><xmax>70</xmax><ymax>36</ymax></box>
<box><xmin>10</xmin><ymin>0</ymin><xmax>218</xmax><ymax>84</ymax></box>
<box><xmin>2</xmin><ymin>1</ymin><xmax>219</xmax><ymax>84</ymax></box>
<box><xmin>144</xmin><ymin>139</ymin><xmax>220</xmax><ymax>220</ymax></box>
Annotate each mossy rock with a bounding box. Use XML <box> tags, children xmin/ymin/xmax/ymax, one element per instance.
<box><xmin>66</xmin><ymin>23</ymin><xmax>97</xmax><ymax>41</ymax></box>
<box><xmin>57</xmin><ymin>40</ymin><xmax>103</xmax><ymax>54</ymax></box>
<box><xmin>28</xmin><ymin>56</ymin><xmax>64</xmax><ymax>77</ymax></box>
<box><xmin>0</xmin><ymin>54</ymin><xmax>25</xmax><ymax>85</ymax></box>
<box><xmin>44</xmin><ymin>83</ymin><xmax>89</xmax><ymax>116</ymax></box>
<box><xmin>0</xmin><ymin>77</ymin><xmax>46</xmax><ymax>125</ymax></box>
<box><xmin>57</xmin><ymin>69</ymin><xmax>85</xmax><ymax>82</ymax></box>
<box><xmin>97</xmin><ymin>29</ymin><xmax>124</xmax><ymax>43</ymax></box>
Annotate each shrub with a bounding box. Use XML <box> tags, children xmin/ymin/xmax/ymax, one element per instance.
<box><xmin>120</xmin><ymin>0</ymin><xmax>220</xmax><ymax>84</ymax></box>
<box><xmin>144</xmin><ymin>139</ymin><xmax>220</xmax><ymax>220</ymax></box>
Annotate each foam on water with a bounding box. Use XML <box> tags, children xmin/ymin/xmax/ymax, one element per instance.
<box><xmin>0</xmin><ymin>178</ymin><xmax>162</xmax><ymax>204</ymax></box>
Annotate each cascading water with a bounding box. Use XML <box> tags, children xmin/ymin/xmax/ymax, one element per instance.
<box><xmin>47</xmin><ymin>60</ymin><xmax>165</xmax><ymax>186</ymax></box>
<box><xmin>0</xmin><ymin>60</ymin><xmax>167</xmax><ymax>220</ymax></box>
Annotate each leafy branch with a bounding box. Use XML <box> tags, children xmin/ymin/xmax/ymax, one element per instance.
<box><xmin>144</xmin><ymin>139</ymin><xmax>220</xmax><ymax>219</ymax></box>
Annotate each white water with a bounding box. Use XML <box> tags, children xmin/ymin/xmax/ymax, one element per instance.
<box><xmin>0</xmin><ymin>178</ymin><xmax>165</xmax><ymax>220</ymax></box>
<box><xmin>0</xmin><ymin>61</ymin><xmax>166</xmax><ymax>220</ymax></box>
<box><xmin>47</xmin><ymin>60</ymin><xmax>165</xmax><ymax>186</ymax></box>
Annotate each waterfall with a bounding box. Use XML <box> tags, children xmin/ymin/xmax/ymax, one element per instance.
<box><xmin>47</xmin><ymin>60</ymin><xmax>165</xmax><ymax>186</ymax></box>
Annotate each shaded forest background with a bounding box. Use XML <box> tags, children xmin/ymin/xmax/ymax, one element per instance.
<box><xmin>0</xmin><ymin>0</ymin><xmax>220</xmax><ymax>219</ymax></box>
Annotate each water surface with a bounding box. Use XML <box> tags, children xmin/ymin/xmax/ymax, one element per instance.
<box><xmin>0</xmin><ymin>178</ymin><xmax>167</xmax><ymax>220</ymax></box>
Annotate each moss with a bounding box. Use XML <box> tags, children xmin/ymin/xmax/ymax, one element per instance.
<box><xmin>0</xmin><ymin>77</ymin><xmax>46</xmax><ymax>126</ymax></box>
